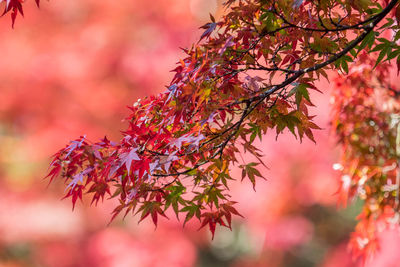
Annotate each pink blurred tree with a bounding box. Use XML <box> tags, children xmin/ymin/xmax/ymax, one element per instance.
<box><xmin>4</xmin><ymin>0</ymin><xmax>400</xmax><ymax>263</ymax></box>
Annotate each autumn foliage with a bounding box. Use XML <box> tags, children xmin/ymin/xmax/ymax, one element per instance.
<box><xmin>5</xmin><ymin>0</ymin><xmax>400</xmax><ymax>262</ymax></box>
<box><xmin>332</xmin><ymin>53</ymin><xmax>400</xmax><ymax>258</ymax></box>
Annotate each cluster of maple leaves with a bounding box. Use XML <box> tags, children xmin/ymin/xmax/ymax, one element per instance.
<box><xmin>332</xmin><ymin>52</ymin><xmax>400</xmax><ymax>258</ymax></box>
<box><xmin>5</xmin><ymin>0</ymin><xmax>400</xmax><ymax>260</ymax></box>
<box><xmin>1</xmin><ymin>0</ymin><xmax>38</xmax><ymax>27</ymax></box>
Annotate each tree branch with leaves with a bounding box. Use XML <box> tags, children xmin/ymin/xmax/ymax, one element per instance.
<box><xmin>4</xmin><ymin>0</ymin><xmax>394</xmax><ymax>260</ymax></box>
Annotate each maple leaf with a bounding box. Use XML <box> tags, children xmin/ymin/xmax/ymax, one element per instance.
<box><xmin>1</xmin><ymin>0</ymin><xmax>23</xmax><ymax>27</ymax></box>
<box><xmin>240</xmin><ymin>162</ymin><xmax>265</xmax><ymax>190</ymax></box>
<box><xmin>65</xmin><ymin>167</ymin><xmax>93</xmax><ymax>191</ymax></box>
<box><xmin>199</xmin><ymin>211</ymin><xmax>227</xmax><ymax>240</ymax></box>
<box><xmin>65</xmin><ymin>135</ymin><xmax>86</xmax><ymax>158</ymax></box>
<box><xmin>63</xmin><ymin>185</ymin><xmax>84</xmax><ymax>210</ymax></box>
<box><xmin>119</xmin><ymin>148</ymin><xmax>140</xmax><ymax>175</ymax></box>
<box><xmin>136</xmin><ymin>201</ymin><xmax>168</xmax><ymax>228</ymax></box>
<box><xmin>221</xmin><ymin>201</ymin><xmax>243</xmax><ymax>229</ymax></box>
<box><xmin>199</xmin><ymin>22</ymin><xmax>217</xmax><ymax>41</ymax></box>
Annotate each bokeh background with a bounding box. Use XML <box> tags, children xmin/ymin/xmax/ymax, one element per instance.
<box><xmin>1</xmin><ymin>0</ymin><xmax>400</xmax><ymax>266</ymax></box>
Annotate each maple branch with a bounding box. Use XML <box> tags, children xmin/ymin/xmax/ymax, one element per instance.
<box><xmin>150</xmin><ymin>0</ymin><xmax>398</xmax><ymax>183</ymax></box>
<box><xmin>46</xmin><ymin>0</ymin><xmax>400</xmax><ymax>241</ymax></box>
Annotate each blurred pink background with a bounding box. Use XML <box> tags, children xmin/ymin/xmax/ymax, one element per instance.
<box><xmin>1</xmin><ymin>0</ymin><xmax>400</xmax><ymax>266</ymax></box>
